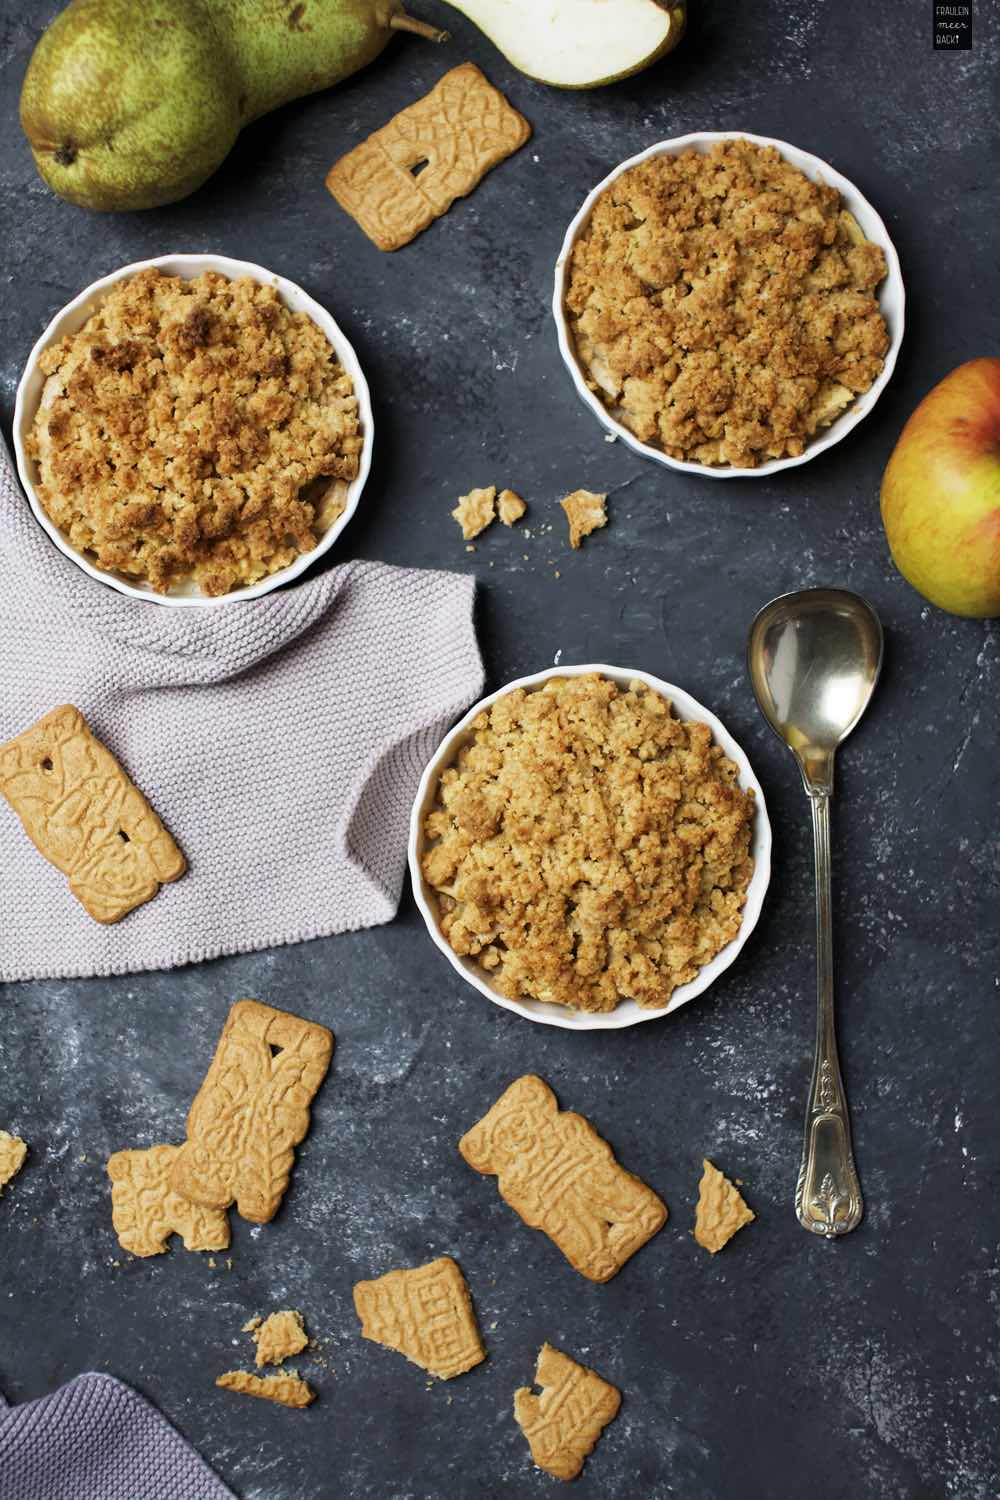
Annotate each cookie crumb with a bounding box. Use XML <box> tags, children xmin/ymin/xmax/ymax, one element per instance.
<box><xmin>0</xmin><ymin>1132</ymin><xmax>27</xmax><ymax>1191</ymax></box>
<box><xmin>560</xmin><ymin>489</ymin><xmax>607</xmax><ymax>548</ymax></box>
<box><xmin>216</xmin><ymin>1370</ymin><xmax>315</xmax><ymax>1409</ymax></box>
<box><xmin>498</xmin><ymin>489</ymin><xmax>527</xmax><ymax>526</ymax></box>
<box><xmin>452</xmin><ymin>486</ymin><xmax>496</xmax><ymax>540</ymax></box>
<box><xmin>253</xmin><ymin>1310</ymin><xmax>309</xmax><ymax>1368</ymax></box>
<box><xmin>693</xmin><ymin>1159</ymin><xmax>755</xmax><ymax>1253</ymax></box>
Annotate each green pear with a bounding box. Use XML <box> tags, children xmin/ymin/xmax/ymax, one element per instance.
<box><xmin>20</xmin><ymin>0</ymin><xmax>447</xmax><ymax>212</ymax></box>
<box><xmin>441</xmin><ymin>0</ymin><xmax>685</xmax><ymax>88</ymax></box>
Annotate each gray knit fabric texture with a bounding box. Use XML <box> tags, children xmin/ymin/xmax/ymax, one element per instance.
<box><xmin>0</xmin><ymin>441</ymin><xmax>484</xmax><ymax>981</ymax></box>
<box><xmin>0</xmin><ymin>1375</ymin><xmax>235</xmax><ymax>1500</ymax></box>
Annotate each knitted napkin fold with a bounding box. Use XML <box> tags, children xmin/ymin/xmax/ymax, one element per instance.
<box><xmin>0</xmin><ymin>441</ymin><xmax>483</xmax><ymax>981</ymax></box>
<box><xmin>0</xmin><ymin>1374</ymin><xmax>235</xmax><ymax>1500</ymax></box>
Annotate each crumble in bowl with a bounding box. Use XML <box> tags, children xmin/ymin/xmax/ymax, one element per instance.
<box><xmin>564</xmin><ymin>139</ymin><xmax>890</xmax><ymax>469</ymax></box>
<box><xmin>27</xmin><ymin>268</ymin><xmax>362</xmax><ymax>597</ymax></box>
<box><xmin>421</xmin><ymin>673</ymin><xmax>756</xmax><ymax>1014</ymax></box>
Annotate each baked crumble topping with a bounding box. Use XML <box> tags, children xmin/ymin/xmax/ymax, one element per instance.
<box><xmin>28</xmin><ymin>268</ymin><xmax>362</xmax><ymax>596</ymax></box>
<box><xmin>565</xmin><ymin>140</ymin><xmax>890</xmax><ymax>468</ymax></box>
<box><xmin>422</xmin><ymin>674</ymin><xmax>755</xmax><ymax>1013</ymax></box>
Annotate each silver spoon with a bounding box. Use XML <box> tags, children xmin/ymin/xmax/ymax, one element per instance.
<box><xmin>747</xmin><ymin>588</ymin><xmax>883</xmax><ymax>1238</ymax></box>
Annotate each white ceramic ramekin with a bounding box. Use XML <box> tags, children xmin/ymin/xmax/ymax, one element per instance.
<box><xmin>553</xmin><ymin>131</ymin><xmax>905</xmax><ymax>480</ymax></box>
<box><xmin>408</xmin><ymin>664</ymin><xmax>772</xmax><ymax>1031</ymax></box>
<box><xmin>12</xmin><ymin>253</ymin><xmax>374</xmax><ymax>606</ymax></box>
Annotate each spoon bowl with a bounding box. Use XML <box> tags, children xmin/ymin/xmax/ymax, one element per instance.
<box><xmin>748</xmin><ymin>588</ymin><xmax>883</xmax><ymax>795</ymax></box>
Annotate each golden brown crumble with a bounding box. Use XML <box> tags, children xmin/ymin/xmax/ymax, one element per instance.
<box><xmin>28</xmin><ymin>268</ymin><xmax>362</xmax><ymax>596</ymax></box>
<box><xmin>497</xmin><ymin>489</ymin><xmax>527</xmax><ymax>526</ymax></box>
<box><xmin>252</xmin><ymin>1309</ymin><xmax>309</xmax><ymax>1368</ymax></box>
<box><xmin>0</xmin><ymin>1130</ymin><xmax>27</xmax><ymax>1191</ymax></box>
<box><xmin>452</xmin><ymin>485</ymin><xmax>496</xmax><ymax>539</ymax></box>
<box><xmin>422</xmin><ymin>674</ymin><xmax>755</xmax><ymax>1013</ymax></box>
<box><xmin>560</xmin><ymin>489</ymin><xmax>607</xmax><ymax>548</ymax></box>
<box><xmin>565</xmin><ymin>140</ymin><xmax>890</xmax><ymax>468</ymax></box>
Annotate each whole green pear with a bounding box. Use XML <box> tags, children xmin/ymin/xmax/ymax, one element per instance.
<box><xmin>20</xmin><ymin>0</ymin><xmax>445</xmax><ymax>212</ymax></box>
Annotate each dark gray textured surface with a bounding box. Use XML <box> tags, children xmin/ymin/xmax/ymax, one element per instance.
<box><xmin>1</xmin><ymin>2</ymin><xmax>998</xmax><ymax>1497</ymax></box>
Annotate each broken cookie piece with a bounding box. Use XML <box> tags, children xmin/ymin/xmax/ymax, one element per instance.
<box><xmin>107</xmin><ymin>1144</ymin><xmax>230</xmax><ymax>1258</ymax></box>
<box><xmin>169</xmin><ymin>1000</ymin><xmax>334</xmax><ymax>1225</ymax></box>
<box><xmin>514</xmin><ymin>1343</ymin><xmax>620</xmax><ymax>1482</ymax></box>
<box><xmin>0</xmin><ymin>1131</ymin><xmax>27</xmax><ymax>1192</ymax></box>
<box><xmin>216</xmin><ymin>1370</ymin><xmax>315</xmax><ymax>1409</ymax></box>
<box><xmin>452</xmin><ymin>485</ymin><xmax>496</xmax><ymax>541</ymax></box>
<box><xmin>693</xmin><ymin>1158</ymin><xmax>755</xmax><ymax>1253</ymax></box>
<box><xmin>560</xmin><ymin>489</ymin><xmax>607</xmax><ymax>548</ymax></box>
<box><xmin>252</xmin><ymin>1310</ymin><xmax>309</xmax><ymax>1368</ymax></box>
<box><xmin>498</xmin><ymin>489</ymin><xmax>527</xmax><ymax>526</ymax></box>
<box><xmin>354</xmin><ymin>1255</ymin><xmax>485</xmax><ymax>1380</ymax></box>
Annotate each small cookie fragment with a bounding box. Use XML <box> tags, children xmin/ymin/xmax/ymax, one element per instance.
<box><xmin>0</xmin><ymin>1131</ymin><xmax>27</xmax><ymax>1191</ymax></box>
<box><xmin>560</xmin><ymin>489</ymin><xmax>607</xmax><ymax>548</ymax></box>
<box><xmin>460</xmin><ymin>1076</ymin><xmax>666</xmax><ymax>1282</ymax></box>
<box><xmin>0</xmin><ymin>704</ymin><xmax>186</xmax><ymax>924</ymax></box>
<box><xmin>326</xmin><ymin>63</ymin><xmax>531</xmax><ymax>252</ymax></box>
<box><xmin>497</xmin><ymin>489</ymin><xmax>527</xmax><ymax>526</ymax></box>
<box><xmin>169</xmin><ymin>1000</ymin><xmax>334</xmax><ymax>1225</ymax></box>
<box><xmin>693</xmin><ymin>1158</ymin><xmax>755</xmax><ymax>1253</ymax></box>
<box><xmin>514</xmin><ymin>1343</ymin><xmax>621</xmax><ymax>1482</ymax></box>
<box><xmin>354</xmin><ymin>1255</ymin><xmax>485</xmax><ymax>1380</ymax></box>
<box><xmin>452</xmin><ymin>486</ymin><xmax>496</xmax><ymax>541</ymax></box>
<box><xmin>216</xmin><ymin>1371</ymin><xmax>315</xmax><ymax>1409</ymax></box>
<box><xmin>107</xmin><ymin>1144</ymin><xmax>230</xmax><ymax>1258</ymax></box>
<box><xmin>253</xmin><ymin>1310</ymin><xmax>309</xmax><ymax>1368</ymax></box>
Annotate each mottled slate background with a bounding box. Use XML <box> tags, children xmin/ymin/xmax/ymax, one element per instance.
<box><xmin>0</xmin><ymin>1</ymin><xmax>998</xmax><ymax>1497</ymax></box>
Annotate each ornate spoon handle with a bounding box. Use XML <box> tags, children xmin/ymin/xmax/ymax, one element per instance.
<box><xmin>795</xmin><ymin>793</ymin><xmax>863</xmax><ymax>1238</ymax></box>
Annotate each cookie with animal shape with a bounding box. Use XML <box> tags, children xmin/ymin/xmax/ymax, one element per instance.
<box><xmin>107</xmin><ymin>1144</ymin><xmax>230</xmax><ymax>1258</ymax></box>
<box><xmin>459</xmin><ymin>1075</ymin><xmax>666</xmax><ymax>1282</ymax></box>
<box><xmin>353</xmin><ymin>1256</ymin><xmax>485</xmax><ymax>1380</ymax></box>
<box><xmin>514</xmin><ymin>1343</ymin><xmax>621</xmax><ymax>1482</ymax></box>
<box><xmin>0</xmin><ymin>704</ymin><xmax>185</xmax><ymax>923</ymax></box>
<box><xmin>169</xmin><ymin>1000</ymin><xmax>333</xmax><ymax>1224</ymax></box>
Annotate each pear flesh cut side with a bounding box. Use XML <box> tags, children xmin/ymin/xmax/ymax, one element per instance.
<box><xmin>444</xmin><ymin>0</ymin><xmax>685</xmax><ymax>88</ymax></box>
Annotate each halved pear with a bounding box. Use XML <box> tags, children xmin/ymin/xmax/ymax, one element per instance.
<box><xmin>443</xmin><ymin>0</ymin><xmax>685</xmax><ymax>88</ymax></box>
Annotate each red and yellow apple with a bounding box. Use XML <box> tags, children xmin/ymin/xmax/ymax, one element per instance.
<box><xmin>880</xmin><ymin>358</ymin><xmax>1000</xmax><ymax>617</ymax></box>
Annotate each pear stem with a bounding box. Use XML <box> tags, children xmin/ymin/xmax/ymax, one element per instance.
<box><xmin>389</xmin><ymin>12</ymin><xmax>450</xmax><ymax>41</ymax></box>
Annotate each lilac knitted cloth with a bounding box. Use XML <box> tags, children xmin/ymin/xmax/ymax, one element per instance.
<box><xmin>0</xmin><ymin>1375</ymin><xmax>235</xmax><ymax>1499</ymax></box>
<box><xmin>0</xmin><ymin>441</ymin><xmax>484</xmax><ymax>981</ymax></box>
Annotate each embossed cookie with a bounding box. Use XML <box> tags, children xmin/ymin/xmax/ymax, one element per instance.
<box><xmin>0</xmin><ymin>705</ymin><xmax>186</xmax><ymax>923</ymax></box>
<box><xmin>106</xmin><ymin>1144</ymin><xmax>230</xmax><ymax>1258</ymax></box>
<box><xmin>216</xmin><ymin>1370</ymin><xmax>315</xmax><ymax>1408</ymax></box>
<box><xmin>514</xmin><ymin>1343</ymin><xmax>621</xmax><ymax>1482</ymax></box>
<box><xmin>354</xmin><ymin>1255</ymin><xmax>485</xmax><ymax>1380</ymax></box>
<box><xmin>252</xmin><ymin>1310</ymin><xmax>309</xmax><ymax>1368</ymax></box>
<box><xmin>326</xmin><ymin>63</ymin><xmax>531</xmax><ymax>251</ymax></box>
<box><xmin>0</xmin><ymin>1131</ymin><xmax>27</xmax><ymax>1192</ymax></box>
<box><xmin>169</xmin><ymin>1000</ymin><xmax>333</xmax><ymax>1224</ymax></box>
<box><xmin>459</xmin><ymin>1075</ymin><xmax>666</xmax><ymax>1282</ymax></box>
<box><xmin>693</xmin><ymin>1158</ymin><xmax>755</xmax><ymax>1253</ymax></box>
